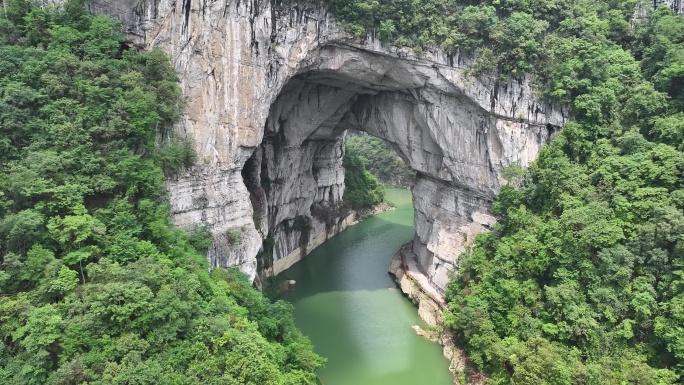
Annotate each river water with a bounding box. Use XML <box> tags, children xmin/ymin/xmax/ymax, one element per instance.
<box><xmin>281</xmin><ymin>188</ymin><xmax>453</xmax><ymax>385</ymax></box>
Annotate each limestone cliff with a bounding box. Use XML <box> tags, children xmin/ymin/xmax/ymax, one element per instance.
<box><xmin>84</xmin><ymin>0</ymin><xmax>568</xmax><ymax>291</ymax></box>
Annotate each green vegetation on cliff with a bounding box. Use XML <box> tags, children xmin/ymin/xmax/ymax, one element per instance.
<box><xmin>345</xmin><ymin>133</ymin><xmax>414</xmax><ymax>187</ymax></box>
<box><xmin>343</xmin><ymin>137</ymin><xmax>385</xmax><ymax>209</ymax></box>
<box><xmin>329</xmin><ymin>0</ymin><xmax>641</xmax><ymax>90</ymax></box>
<box><xmin>330</xmin><ymin>1</ymin><xmax>684</xmax><ymax>384</ymax></box>
<box><xmin>0</xmin><ymin>1</ymin><xmax>322</xmax><ymax>383</ymax></box>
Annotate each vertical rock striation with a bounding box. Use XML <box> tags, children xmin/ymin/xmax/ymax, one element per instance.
<box><xmin>85</xmin><ymin>0</ymin><xmax>568</xmax><ymax>291</ymax></box>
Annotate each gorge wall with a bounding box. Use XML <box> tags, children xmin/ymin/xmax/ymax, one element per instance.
<box><xmin>84</xmin><ymin>0</ymin><xmax>568</xmax><ymax>293</ymax></box>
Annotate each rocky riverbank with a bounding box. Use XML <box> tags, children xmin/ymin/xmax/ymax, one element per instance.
<box><xmin>389</xmin><ymin>244</ymin><xmax>485</xmax><ymax>385</ymax></box>
<box><xmin>266</xmin><ymin>201</ymin><xmax>396</xmax><ymax>277</ymax></box>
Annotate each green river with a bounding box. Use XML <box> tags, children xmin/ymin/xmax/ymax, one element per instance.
<box><xmin>281</xmin><ymin>188</ymin><xmax>453</xmax><ymax>385</ymax></box>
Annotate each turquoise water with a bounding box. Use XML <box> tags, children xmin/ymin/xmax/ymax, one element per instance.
<box><xmin>281</xmin><ymin>188</ymin><xmax>453</xmax><ymax>385</ymax></box>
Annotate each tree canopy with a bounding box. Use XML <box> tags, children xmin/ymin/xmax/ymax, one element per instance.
<box><xmin>343</xmin><ymin>136</ymin><xmax>386</xmax><ymax>209</ymax></box>
<box><xmin>0</xmin><ymin>1</ymin><xmax>323</xmax><ymax>383</ymax></box>
<box><xmin>327</xmin><ymin>0</ymin><xmax>684</xmax><ymax>383</ymax></box>
<box><xmin>344</xmin><ymin>133</ymin><xmax>414</xmax><ymax>187</ymax></box>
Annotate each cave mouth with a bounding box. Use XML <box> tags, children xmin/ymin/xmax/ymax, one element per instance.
<box><xmin>215</xmin><ymin>44</ymin><xmax>561</xmax><ymax>295</ymax></box>
<box><xmin>247</xmin><ymin>37</ymin><xmax>563</xmax><ymax>293</ymax></box>
<box><xmin>247</xmin><ymin>62</ymin><xmax>434</xmax><ymax>277</ymax></box>
<box><xmin>248</xmin><ymin>43</ymin><xmax>529</xmax><ymax>290</ymax></box>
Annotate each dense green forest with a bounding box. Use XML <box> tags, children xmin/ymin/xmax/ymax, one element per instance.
<box><xmin>0</xmin><ymin>1</ymin><xmax>322</xmax><ymax>383</ymax></box>
<box><xmin>342</xmin><ymin>137</ymin><xmax>385</xmax><ymax>209</ymax></box>
<box><xmin>330</xmin><ymin>0</ymin><xmax>684</xmax><ymax>384</ymax></box>
<box><xmin>344</xmin><ymin>133</ymin><xmax>414</xmax><ymax>187</ymax></box>
<box><xmin>3</xmin><ymin>0</ymin><xmax>683</xmax><ymax>383</ymax></box>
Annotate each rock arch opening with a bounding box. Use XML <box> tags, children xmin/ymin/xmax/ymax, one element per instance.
<box><xmin>246</xmin><ymin>44</ymin><xmax>562</xmax><ymax>292</ymax></box>
<box><xmin>344</xmin><ymin>129</ymin><xmax>415</xmax><ymax>190</ymax></box>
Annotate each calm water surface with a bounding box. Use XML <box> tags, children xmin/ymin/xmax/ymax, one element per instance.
<box><xmin>281</xmin><ymin>188</ymin><xmax>453</xmax><ymax>385</ymax></box>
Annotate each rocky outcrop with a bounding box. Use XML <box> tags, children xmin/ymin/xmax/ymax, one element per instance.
<box><xmin>655</xmin><ymin>0</ymin><xmax>683</xmax><ymax>14</ymax></box>
<box><xmin>389</xmin><ymin>247</ymin><xmax>485</xmax><ymax>385</ymax></box>
<box><xmin>83</xmin><ymin>0</ymin><xmax>568</xmax><ymax>288</ymax></box>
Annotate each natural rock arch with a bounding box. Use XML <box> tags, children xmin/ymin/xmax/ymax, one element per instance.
<box><xmin>243</xmin><ymin>43</ymin><xmax>565</xmax><ymax>292</ymax></box>
<box><xmin>81</xmin><ymin>0</ymin><xmax>567</xmax><ymax>293</ymax></box>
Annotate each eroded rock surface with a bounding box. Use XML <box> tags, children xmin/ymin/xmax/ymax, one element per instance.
<box><xmin>86</xmin><ymin>0</ymin><xmax>568</xmax><ymax>290</ymax></box>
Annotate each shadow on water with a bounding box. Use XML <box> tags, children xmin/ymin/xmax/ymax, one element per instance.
<box><xmin>281</xmin><ymin>215</ymin><xmax>413</xmax><ymax>295</ymax></box>
<box><xmin>280</xmin><ymin>189</ymin><xmax>453</xmax><ymax>385</ymax></box>
<box><xmin>281</xmin><ymin>188</ymin><xmax>415</xmax><ymax>297</ymax></box>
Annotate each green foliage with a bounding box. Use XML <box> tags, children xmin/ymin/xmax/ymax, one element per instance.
<box><xmin>226</xmin><ymin>229</ymin><xmax>242</xmax><ymax>245</ymax></box>
<box><xmin>253</xmin><ymin>211</ymin><xmax>263</xmax><ymax>228</ymax></box>
<box><xmin>328</xmin><ymin>0</ymin><xmax>558</xmax><ymax>78</ymax></box>
<box><xmin>0</xmin><ymin>1</ymin><xmax>322</xmax><ymax>383</ymax></box>
<box><xmin>155</xmin><ymin>138</ymin><xmax>197</xmax><ymax>176</ymax></box>
<box><xmin>343</xmin><ymin>139</ymin><xmax>385</xmax><ymax>209</ymax></box>
<box><xmin>292</xmin><ymin>215</ymin><xmax>312</xmax><ymax>244</ymax></box>
<box><xmin>344</xmin><ymin>133</ymin><xmax>414</xmax><ymax>187</ymax></box>
<box><xmin>437</xmin><ymin>5</ymin><xmax>684</xmax><ymax>385</ymax></box>
<box><xmin>186</xmin><ymin>224</ymin><xmax>213</xmax><ymax>253</ymax></box>
<box><xmin>327</xmin><ymin>0</ymin><xmax>647</xmax><ymax>84</ymax></box>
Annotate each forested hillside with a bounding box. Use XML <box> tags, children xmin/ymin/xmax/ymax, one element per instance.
<box><xmin>345</xmin><ymin>134</ymin><xmax>414</xmax><ymax>187</ymax></box>
<box><xmin>0</xmin><ymin>1</ymin><xmax>322</xmax><ymax>383</ymax></box>
<box><xmin>343</xmin><ymin>137</ymin><xmax>385</xmax><ymax>209</ymax></box>
<box><xmin>329</xmin><ymin>0</ymin><xmax>684</xmax><ymax>384</ymax></box>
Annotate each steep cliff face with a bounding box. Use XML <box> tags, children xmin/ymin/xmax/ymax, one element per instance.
<box><xmin>87</xmin><ymin>0</ymin><xmax>568</xmax><ymax>291</ymax></box>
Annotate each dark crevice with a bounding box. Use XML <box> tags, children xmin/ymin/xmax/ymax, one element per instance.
<box><xmin>546</xmin><ymin>123</ymin><xmax>560</xmax><ymax>143</ymax></box>
<box><xmin>249</xmin><ymin>0</ymin><xmax>259</xmax><ymax>52</ymax></box>
<box><xmin>491</xmin><ymin>79</ymin><xmax>499</xmax><ymax>110</ymax></box>
<box><xmin>242</xmin><ymin>149</ymin><xmax>267</xmax><ymax>232</ymax></box>
<box><xmin>270</xmin><ymin>0</ymin><xmax>277</xmax><ymax>43</ymax></box>
<box><xmin>116</xmin><ymin>42</ymin><xmax>132</xmax><ymax>58</ymax></box>
<box><xmin>182</xmin><ymin>0</ymin><xmax>192</xmax><ymax>34</ymax></box>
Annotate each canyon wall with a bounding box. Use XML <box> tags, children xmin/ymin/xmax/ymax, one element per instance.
<box><xmin>84</xmin><ymin>0</ymin><xmax>568</xmax><ymax>292</ymax></box>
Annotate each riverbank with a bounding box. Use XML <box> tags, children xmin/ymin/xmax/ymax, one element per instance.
<box><xmin>267</xmin><ymin>201</ymin><xmax>397</xmax><ymax>277</ymax></box>
<box><xmin>388</xmin><ymin>244</ymin><xmax>484</xmax><ymax>385</ymax></box>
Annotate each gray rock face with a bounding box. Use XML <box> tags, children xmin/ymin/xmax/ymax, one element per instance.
<box><xmin>655</xmin><ymin>0</ymin><xmax>683</xmax><ymax>14</ymax></box>
<box><xmin>85</xmin><ymin>0</ymin><xmax>568</xmax><ymax>291</ymax></box>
